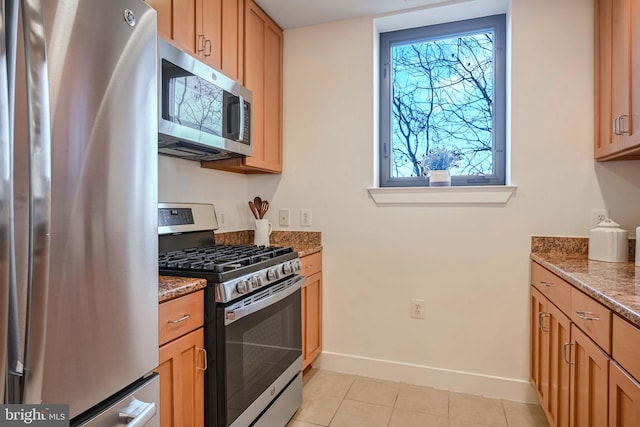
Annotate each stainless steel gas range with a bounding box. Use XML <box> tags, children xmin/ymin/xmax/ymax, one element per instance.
<box><xmin>158</xmin><ymin>203</ymin><xmax>304</xmax><ymax>427</ymax></box>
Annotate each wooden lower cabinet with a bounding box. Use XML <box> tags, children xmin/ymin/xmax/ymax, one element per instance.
<box><xmin>301</xmin><ymin>251</ymin><xmax>322</xmax><ymax>369</ymax></box>
<box><xmin>530</xmin><ymin>287</ymin><xmax>548</xmax><ymax>404</ymax></box>
<box><xmin>302</xmin><ymin>271</ymin><xmax>322</xmax><ymax>369</ymax></box>
<box><xmin>609</xmin><ymin>361</ymin><xmax>640</xmax><ymax>426</ymax></box>
<box><xmin>157</xmin><ymin>327</ymin><xmax>205</xmax><ymax>427</ymax></box>
<box><xmin>546</xmin><ymin>303</ymin><xmax>571</xmax><ymax>427</ymax></box>
<box><xmin>569</xmin><ymin>324</ymin><xmax>609</xmax><ymax>427</ymax></box>
<box><xmin>531</xmin><ymin>287</ymin><xmax>571</xmax><ymax>427</ymax></box>
<box><xmin>157</xmin><ymin>291</ymin><xmax>206</xmax><ymax>427</ymax></box>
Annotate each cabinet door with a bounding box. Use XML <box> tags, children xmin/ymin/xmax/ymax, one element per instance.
<box><xmin>244</xmin><ymin>0</ymin><xmax>283</xmax><ymax>172</ymax></box>
<box><xmin>205</xmin><ymin>0</ymin><xmax>244</xmax><ymax>80</ymax></box>
<box><xmin>610</xmin><ymin>361</ymin><xmax>640</xmax><ymax>427</ymax></box>
<box><xmin>547</xmin><ymin>302</ymin><xmax>571</xmax><ymax>427</ymax></box>
<box><xmin>157</xmin><ymin>328</ymin><xmax>205</xmax><ymax>427</ymax></box>
<box><xmin>595</xmin><ymin>0</ymin><xmax>640</xmax><ymax>159</ymax></box>
<box><xmin>569</xmin><ymin>324</ymin><xmax>609</xmax><ymax>427</ymax></box>
<box><xmin>145</xmin><ymin>0</ymin><xmax>173</xmax><ymax>42</ymax></box>
<box><xmin>173</xmin><ymin>0</ymin><xmax>203</xmax><ymax>58</ymax></box>
<box><xmin>302</xmin><ymin>271</ymin><xmax>322</xmax><ymax>369</ymax></box>
<box><xmin>146</xmin><ymin>0</ymin><xmax>203</xmax><ymax>59</ymax></box>
<box><xmin>530</xmin><ymin>287</ymin><xmax>548</xmax><ymax>404</ymax></box>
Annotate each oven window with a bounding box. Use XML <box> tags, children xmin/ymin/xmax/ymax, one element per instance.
<box><xmin>224</xmin><ymin>289</ymin><xmax>302</xmax><ymax>425</ymax></box>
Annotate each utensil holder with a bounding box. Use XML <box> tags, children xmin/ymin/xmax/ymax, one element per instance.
<box><xmin>254</xmin><ymin>219</ymin><xmax>272</xmax><ymax>247</ymax></box>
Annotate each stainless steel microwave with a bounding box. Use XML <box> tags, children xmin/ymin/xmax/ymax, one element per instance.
<box><xmin>157</xmin><ymin>39</ymin><xmax>252</xmax><ymax>161</ymax></box>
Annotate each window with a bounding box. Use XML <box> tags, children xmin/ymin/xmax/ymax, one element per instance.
<box><xmin>379</xmin><ymin>14</ymin><xmax>506</xmax><ymax>187</ymax></box>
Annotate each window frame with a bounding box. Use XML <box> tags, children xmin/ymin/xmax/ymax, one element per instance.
<box><xmin>379</xmin><ymin>14</ymin><xmax>507</xmax><ymax>187</ymax></box>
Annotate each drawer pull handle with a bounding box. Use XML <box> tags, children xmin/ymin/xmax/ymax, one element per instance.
<box><xmin>538</xmin><ymin>312</ymin><xmax>550</xmax><ymax>332</ymax></box>
<box><xmin>167</xmin><ymin>314</ymin><xmax>191</xmax><ymax>324</ymax></box>
<box><xmin>539</xmin><ymin>281</ymin><xmax>553</xmax><ymax>287</ymax></box>
<box><xmin>306</xmin><ymin>264</ymin><xmax>314</xmax><ymax>269</ymax></box>
<box><xmin>575</xmin><ymin>311</ymin><xmax>600</xmax><ymax>321</ymax></box>
<box><xmin>197</xmin><ymin>348</ymin><xmax>208</xmax><ymax>371</ymax></box>
<box><xmin>563</xmin><ymin>342</ymin><xmax>574</xmax><ymax>365</ymax></box>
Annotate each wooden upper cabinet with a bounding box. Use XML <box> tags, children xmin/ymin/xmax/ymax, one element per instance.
<box><xmin>595</xmin><ymin>0</ymin><xmax>640</xmax><ymax>160</ymax></box>
<box><xmin>150</xmin><ymin>0</ymin><xmax>284</xmax><ymax>173</ymax></box>
<box><xmin>202</xmin><ymin>0</ymin><xmax>283</xmax><ymax>173</ymax></box>
<box><xmin>244</xmin><ymin>0</ymin><xmax>283</xmax><ymax>172</ymax></box>
<box><xmin>205</xmin><ymin>0</ymin><xmax>244</xmax><ymax>81</ymax></box>
<box><xmin>146</xmin><ymin>0</ymin><xmax>203</xmax><ymax>58</ymax></box>
<box><xmin>146</xmin><ymin>0</ymin><xmax>244</xmax><ymax>79</ymax></box>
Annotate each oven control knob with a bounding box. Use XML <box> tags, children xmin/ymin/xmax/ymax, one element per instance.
<box><xmin>293</xmin><ymin>260</ymin><xmax>301</xmax><ymax>272</ymax></box>
<box><xmin>236</xmin><ymin>280</ymin><xmax>249</xmax><ymax>294</ymax></box>
<box><xmin>267</xmin><ymin>268</ymin><xmax>279</xmax><ymax>281</ymax></box>
<box><xmin>282</xmin><ymin>263</ymin><xmax>293</xmax><ymax>274</ymax></box>
<box><xmin>251</xmin><ymin>276</ymin><xmax>262</xmax><ymax>289</ymax></box>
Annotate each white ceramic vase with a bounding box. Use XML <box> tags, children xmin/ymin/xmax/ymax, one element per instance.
<box><xmin>429</xmin><ymin>170</ymin><xmax>451</xmax><ymax>187</ymax></box>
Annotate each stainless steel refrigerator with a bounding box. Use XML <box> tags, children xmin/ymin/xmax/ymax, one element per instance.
<box><xmin>1</xmin><ymin>0</ymin><xmax>160</xmax><ymax>425</ymax></box>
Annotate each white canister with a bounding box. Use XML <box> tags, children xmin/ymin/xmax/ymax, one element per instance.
<box><xmin>254</xmin><ymin>219</ymin><xmax>272</xmax><ymax>247</ymax></box>
<box><xmin>588</xmin><ymin>218</ymin><xmax>628</xmax><ymax>263</ymax></box>
<box><xmin>635</xmin><ymin>227</ymin><xmax>640</xmax><ymax>266</ymax></box>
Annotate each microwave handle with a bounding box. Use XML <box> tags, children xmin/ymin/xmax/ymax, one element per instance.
<box><xmin>237</xmin><ymin>95</ymin><xmax>245</xmax><ymax>142</ymax></box>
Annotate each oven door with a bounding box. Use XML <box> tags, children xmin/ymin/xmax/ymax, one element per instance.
<box><xmin>219</xmin><ymin>275</ymin><xmax>304</xmax><ymax>427</ymax></box>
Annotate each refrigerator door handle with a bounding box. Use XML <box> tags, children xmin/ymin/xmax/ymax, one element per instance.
<box><xmin>118</xmin><ymin>399</ymin><xmax>157</xmax><ymax>427</ymax></box>
<box><xmin>20</xmin><ymin>0</ymin><xmax>52</xmax><ymax>405</ymax></box>
<box><xmin>0</xmin><ymin>0</ymin><xmax>15</xmax><ymax>405</ymax></box>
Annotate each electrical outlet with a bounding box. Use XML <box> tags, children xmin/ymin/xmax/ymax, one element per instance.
<box><xmin>410</xmin><ymin>299</ymin><xmax>425</xmax><ymax>319</ymax></box>
<box><xmin>591</xmin><ymin>209</ymin><xmax>609</xmax><ymax>227</ymax></box>
<box><xmin>279</xmin><ymin>209</ymin><xmax>290</xmax><ymax>226</ymax></box>
<box><xmin>301</xmin><ymin>209</ymin><xmax>312</xmax><ymax>227</ymax></box>
<box><xmin>218</xmin><ymin>212</ymin><xmax>226</xmax><ymax>226</ymax></box>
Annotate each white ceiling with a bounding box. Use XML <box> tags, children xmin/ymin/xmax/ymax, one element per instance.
<box><xmin>254</xmin><ymin>0</ymin><xmax>476</xmax><ymax>29</ymax></box>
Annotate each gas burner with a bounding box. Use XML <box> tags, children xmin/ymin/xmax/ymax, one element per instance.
<box><xmin>159</xmin><ymin>244</ymin><xmax>295</xmax><ymax>273</ymax></box>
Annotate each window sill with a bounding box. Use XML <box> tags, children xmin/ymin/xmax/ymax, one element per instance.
<box><xmin>367</xmin><ymin>185</ymin><xmax>517</xmax><ymax>206</ymax></box>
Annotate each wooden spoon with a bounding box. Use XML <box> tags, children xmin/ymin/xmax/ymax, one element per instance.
<box><xmin>248</xmin><ymin>201</ymin><xmax>259</xmax><ymax>219</ymax></box>
<box><xmin>260</xmin><ymin>201</ymin><xmax>269</xmax><ymax>219</ymax></box>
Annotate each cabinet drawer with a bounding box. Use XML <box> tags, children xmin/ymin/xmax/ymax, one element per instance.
<box><xmin>571</xmin><ymin>288</ymin><xmax>611</xmax><ymax>354</ymax></box>
<box><xmin>613</xmin><ymin>315</ymin><xmax>640</xmax><ymax>381</ymax></box>
<box><xmin>159</xmin><ymin>290</ymin><xmax>204</xmax><ymax>346</ymax></box>
<box><xmin>300</xmin><ymin>252</ymin><xmax>322</xmax><ymax>278</ymax></box>
<box><xmin>531</xmin><ymin>262</ymin><xmax>572</xmax><ymax>314</ymax></box>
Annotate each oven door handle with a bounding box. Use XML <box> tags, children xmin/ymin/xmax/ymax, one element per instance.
<box><xmin>224</xmin><ymin>275</ymin><xmax>305</xmax><ymax>326</ymax></box>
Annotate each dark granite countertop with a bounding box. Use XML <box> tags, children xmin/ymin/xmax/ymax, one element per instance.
<box><xmin>531</xmin><ymin>238</ymin><xmax>640</xmax><ymax>329</ymax></box>
<box><xmin>158</xmin><ymin>276</ymin><xmax>207</xmax><ymax>303</ymax></box>
<box><xmin>216</xmin><ymin>230</ymin><xmax>322</xmax><ymax>257</ymax></box>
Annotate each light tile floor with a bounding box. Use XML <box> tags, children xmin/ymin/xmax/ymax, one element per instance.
<box><xmin>287</xmin><ymin>369</ymin><xmax>550</xmax><ymax>427</ymax></box>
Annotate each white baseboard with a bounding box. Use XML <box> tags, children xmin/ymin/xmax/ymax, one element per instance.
<box><xmin>313</xmin><ymin>351</ymin><xmax>538</xmax><ymax>404</ymax></box>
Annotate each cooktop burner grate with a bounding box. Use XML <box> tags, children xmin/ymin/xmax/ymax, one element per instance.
<box><xmin>159</xmin><ymin>244</ymin><xmax>294</xmax><ymax>273</ymax></box>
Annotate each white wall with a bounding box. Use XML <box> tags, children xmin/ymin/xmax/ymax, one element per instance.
<box><xmin>247</xmin><ymin>0</ymin><xmax>640</xmax><ymax>401</ymax></box>
<box><xmin>158</xmin><ymin>156</ymin><xmax>251</xmax><ymax>232</ymax></box>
